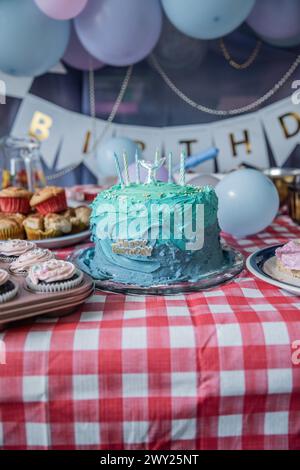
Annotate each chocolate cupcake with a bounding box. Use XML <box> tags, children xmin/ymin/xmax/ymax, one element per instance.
<box><xmin>10</xmin><ymin>248</ymin><xmax>54</xmax><ymax>275</ymax></box>
<box><xmin>0</xmin><ymin>269</ymin><xmax>18</xmax><ymax>303</ymax></box>
<box><xmin>26</xmin><ymin>259</ymin><xmax>83</xmax><ymax>293</ymax></box>
<box><xmin>0</xmin><ymin>239</ymin><xmax>36</xmax><ymax>262</ymax></box>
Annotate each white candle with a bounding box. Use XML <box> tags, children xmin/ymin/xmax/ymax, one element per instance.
<box><xmin>114</xmin><ymin>152</ymin><xmax>124</xmax><ymax>187</ymax></box>
<box><xmin>123</xmin><ymin>151</ymin><xmax>130</xmax><ymax>186</ymax></box>
<box><xmin>135</xmin><ymin>149</ymin><xmax>140</xmax><ymax>184</ymax></box>
<box><xmin>155</xmin><ymin>148</ymin><xmax>160</xmax><ymax>165</ymax></box>
<box><xmin>168</xmin><ymin>152</ymin><xmax>172</xmax><ymax>183</ymax></box>
<box><xmin>179</xmin><ymin>150</ymin><xmax>186</xmax><ymax>186</ymax></box>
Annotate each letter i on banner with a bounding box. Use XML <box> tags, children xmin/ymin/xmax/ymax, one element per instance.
<box><xmin>212</xmin><ymin>114</ymin><xmax>269</xmax><ymax>171</ymax></box>
<box><xmin>260</xmin><ymin>96</ymin><xmax>300</xmax><ymax>167</ymax></box>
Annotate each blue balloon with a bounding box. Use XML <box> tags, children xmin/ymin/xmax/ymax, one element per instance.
<box><xmin>216</xmin><ymin>169</ymin><xmax>279</xmax><ymax>238</ymax></box>
<box><xmin>0</xmin><ymin>0</ymin><xmax>70</xmax><ymax>76</ymax></box>
<box><xmin>96</xmin><ymin>137</ymin><xmax>140</xmax><ymax>179</ymax></box>
<box><xmin>161</xmin><ymin>0</ymin><xmax>255</xmax><ymax>40</ymax></box>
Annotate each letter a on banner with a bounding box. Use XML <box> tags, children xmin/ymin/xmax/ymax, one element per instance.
<box><xmin>261</xmin><ymin>97</ymin><xmax>300</xmax><ymax>166</ymax></box>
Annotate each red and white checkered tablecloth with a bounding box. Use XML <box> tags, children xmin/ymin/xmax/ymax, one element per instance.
<box><xmin>1</xmin><ymin>215</ymin><xmax>300</xmax><ymax>450</ymax></box>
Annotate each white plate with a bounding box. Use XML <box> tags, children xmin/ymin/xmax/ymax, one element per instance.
<box><xmin>246</xmin><ymin>245</ymin><xmax>300</xmax><ymax>296</ymax></box>
<box><xmin>34</xmin><ymin>230</ymin><xmax>90</xmax><ymax>249</ymax></box>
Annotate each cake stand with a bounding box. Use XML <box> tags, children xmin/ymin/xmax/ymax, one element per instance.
<box><xmin>69</xmin><ymin>245</ymin><xmax>244</xmax><ymax>296</ymax></box>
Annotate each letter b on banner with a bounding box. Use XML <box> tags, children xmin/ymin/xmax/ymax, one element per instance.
<box><xmin>30</xmin><ymin>111</ymin><xmax>53</xmax><ymax>141</ymax></box>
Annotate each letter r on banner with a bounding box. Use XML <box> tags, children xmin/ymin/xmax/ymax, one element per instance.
<box><xmin>29</xmin><ymin>111</ymin><xmax>53</xmax><ymax>141</ymax></box>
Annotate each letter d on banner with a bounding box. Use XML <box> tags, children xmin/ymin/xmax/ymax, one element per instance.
<box><xmin>29</xmin><ymin>111</ymin><xmax>53</xmax><ymax>141</ymax></box>
<box><xmin>260</xmin><ymin>97</ymin><xmax>300</xmax><ymax>166</ymax></box>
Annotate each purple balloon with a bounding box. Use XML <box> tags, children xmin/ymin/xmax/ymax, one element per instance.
<box><xmin>123</xmin><ymin>162</ymin><xmax>170</xmax><ymax>184</ymax></box>
<box><xmin>75</xmin><ymin>0</ymin><xmax>162</xmax><ymax>66</ymax></box>
<box><xmin>63</xmin><ymin>24</ymin><xmax>104</xmax><ymax>71</ymax></box>
<box><xmin>247</xmin><ymin>0</ymin><xmax>300</xmax><ymax>41</ymax></box>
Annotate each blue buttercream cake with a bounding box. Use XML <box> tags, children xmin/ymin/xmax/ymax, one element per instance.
<box><xmin>83</xmin><ymin>180</ymin><xmax>226</xmax><ymax>287</ymax></box>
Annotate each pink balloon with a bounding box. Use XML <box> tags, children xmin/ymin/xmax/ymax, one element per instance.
<box><xmin>35</xmin><ymin>0</ymin><xmax>88</xmax><ymax>20</ymax></box>
<box><xmin>63</xmin><ymin>24</ymin><xmax>105</xmax><ymax>71</ymax></box>
<box><xmin>75</xmin><ymin>0</ymin><xmax>162</xmax><ymax>66</ymax></box>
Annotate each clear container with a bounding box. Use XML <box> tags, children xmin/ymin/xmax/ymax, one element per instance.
<box><xmin>2</xmin><ymin>136</ymin><xmax>46</xmax><ymax>191</ymax></box>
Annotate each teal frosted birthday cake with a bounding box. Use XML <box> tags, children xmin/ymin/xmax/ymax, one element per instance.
<box><xmin>83</xmin><ymin>153</ymin><xmax>226</xmax><ymax>287</ymax></box>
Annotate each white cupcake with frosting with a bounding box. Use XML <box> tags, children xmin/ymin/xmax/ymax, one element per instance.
<box><xmin>26</xmin><ymin>259</ymin><xmax>83</xmax><ymax>292</ymax></box>
<box><xmin>9</xmin><ymin>248</ymin><xmax>54</xmax><ymax>275</ymax></box>
<box><xmin>0</xmin><ymin>239</ymin><xmax>36</xmax><ymax>262</ymax></box>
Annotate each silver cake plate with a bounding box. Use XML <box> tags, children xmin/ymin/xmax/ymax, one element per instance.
<box><xmin>68</xmin><ymin>245</ymin><xmax>244</xmax><ymax>296</ymax></box>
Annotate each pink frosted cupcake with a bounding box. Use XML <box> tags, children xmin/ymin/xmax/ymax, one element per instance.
<box><xmin>26</xmin><ymin>260</ymin><xmax>83</xmax><ymax>292</ymax></box>
<box><xmin>275</xmin><ymin>240</ymin><xmax>300</xmax><ymax>278</ymax></box>
<box><xmin>0</xmin><ymin>239</ymin><xmax>36</xmax><ymax>262</ymax></box>
<box><xmin>0</xmin><ymin>269</ymin><xmax>18</xmax><ymax>303</ymax></box>
<box><xmin>9</xmin><ymin>248</ymin><xmax>54</xmax><ymax>275</ymax></box>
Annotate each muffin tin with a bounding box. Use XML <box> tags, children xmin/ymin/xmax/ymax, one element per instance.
<box><xmin>0</xmin><ymin>260</ymin><xmax>94</xmax><ymax>330</ymax></box>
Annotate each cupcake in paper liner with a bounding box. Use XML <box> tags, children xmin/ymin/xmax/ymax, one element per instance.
<box><xmin>0</xmin><ymin>268</ymin><xmax>18</xmax><ymax>303</ymax></box>
<box><xmin>9</xmin><ymin>248</ymin><xmax>54</xmax><ymax>275</ymax></box>
<box><xmin>26</xmin><ymin>259</ymin><xmax>83</xmax><ymax>293</ymax></box>
<box><xmin>0</xmin><ymin>239</ymin><xmax>36</xmax><ymax>262</ymax></box>
<box><xmin>0</xmin><ymin>187</ymin><xmax>32</xmax><ymax>214</ymax></box>
<box><xmin>23</xmin><ymin>213</ymin><xmax>71</xmax><ymax>240</ymax></box>
<box><xmin>30</xmin><ymin>186</ymin><xmax>67</xmax><ymax>215</ymax></box>
<box><xmin>0</xmin><ymin>217</ymin><xmax>24</xmax><ymax>240</ymax></box>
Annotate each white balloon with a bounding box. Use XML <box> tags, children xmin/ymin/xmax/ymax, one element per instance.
<box><xmin>216</xmin><ymin>169</ymin><xmax>279</xmax><ymax>238</ymax></box>
<box><xmin>96</xmin><ymin>137</ymin><xmax>140</xmax><ymax>178</ymax></box>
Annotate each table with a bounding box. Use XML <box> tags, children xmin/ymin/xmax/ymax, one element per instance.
<box><xmin>0</xmin><ymin>215</ymin><xmax>300</xmax><ymax>450</ymax></box>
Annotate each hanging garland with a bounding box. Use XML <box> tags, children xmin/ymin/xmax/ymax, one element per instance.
<box><xmin>149</xmin><ymin>53</ymin><xmax>300</xmax><ymax>116</ymax></box>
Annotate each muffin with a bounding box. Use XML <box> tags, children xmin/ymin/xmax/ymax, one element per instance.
<box><xmin>62</xmin><ymin>206</ymin><xmax>91</xmax><ymax>233</ymax></box>
<box><xmin>275</xmin><ymin>240</ymin><xmax>300</xmax><ymax>278</ymax></box>
<box><xmin>44</xmin><ymin>213</ymin><xmax>72</xmax><ymax>236</ymax></box>
<box><xmin>10</xmin><ymin>248</ymin><xmax>54</xmax><ymax>275</ymax></box>
<box><xmin>0</xmin><ymin>239</ymin><xmax>36</xmax><ymax>262</ymax></box>
<box><xmin>23</xmin><ymin>213</ymin><xmax>71</xmax><ymax>240</ymax></box>
<box><xmin>30</xmin><ymin>186</ymin><xmax>67</xmax><ymax>214</ymax></box>
<box><xmin>0</xmin><ymin>217</ymin><xmax>24</xmax><ymax>240</ymax></box>
<box><xmin>0</xmin><ymin>268</ymin><xmax>18</xmax><ymax>303</ymax></box>
<box><xmin>26</xmin><ymin>259</ymin><xmax>83</xmax><ymax>293</ymax></box>
<box><xmin>0</xmin><ymin>187</ymin><xmax>32</xmax><ymax>214</ymax></box>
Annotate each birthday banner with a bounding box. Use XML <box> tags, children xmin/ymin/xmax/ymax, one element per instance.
<box><xmin>11</xmin><ymin>93</ymin><xmax>300</xmax><ymax>180</ymax></box>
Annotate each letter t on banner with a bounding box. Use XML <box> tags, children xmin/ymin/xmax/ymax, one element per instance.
<box><xmin>260</xmin><ymin>97</ymin><xmax>300</xmax><ymax>167</ymax></box>
<box><xmin>212</xmin><ymin>114</ymin><xmax>269</xmax><ymax>171</ymax></box>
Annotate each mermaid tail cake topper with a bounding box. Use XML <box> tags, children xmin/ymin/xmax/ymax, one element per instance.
<box><xmin>113</xmin><ymin>149</ymin><xmax>185</xmax><ymax>185</ymax></box>
<box><xmin>139</xmin><ymin>154</ymin><xmax>167</xmax><ymax>184</ymax></box>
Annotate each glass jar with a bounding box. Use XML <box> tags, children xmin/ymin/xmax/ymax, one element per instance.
<box><xmin>1</xmin><ymin>136</ymin><xmax>46</xmax><ymax>191</ymax></box>
<box><xmin>288</xmin><ymin>184</ymin><xmax>300</xmax><ymax>225</ymax></box>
